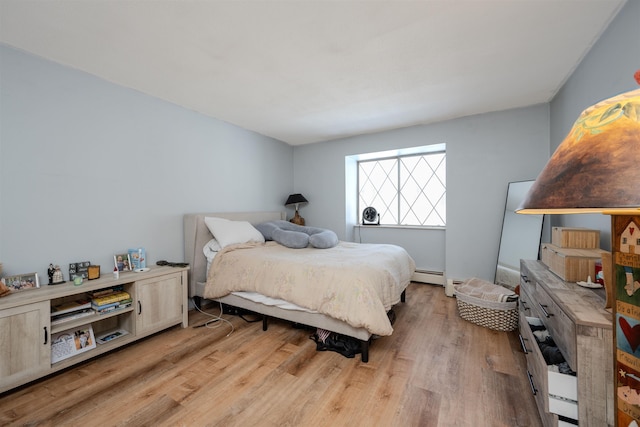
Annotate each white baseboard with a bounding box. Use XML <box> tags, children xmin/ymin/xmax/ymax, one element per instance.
<box><xmin>412</xmin><ymin>270</ymin><xmax>445</xmax><ymax>285</ymax></box>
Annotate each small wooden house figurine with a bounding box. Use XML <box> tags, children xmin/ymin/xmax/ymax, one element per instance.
<box><xmin>620</xmin><ymin>220</ymin><xmax>640</xmax><ymax>255</ymax></box>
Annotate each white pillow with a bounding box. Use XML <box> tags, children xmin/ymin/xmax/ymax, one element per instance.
<box><xmin>203</xmin><ymin>238</ymin><xmax>222</xmax><ymax>263</ymax></box>
<box><xmin>204</xmin><ymin>217</ymin><xmax>265</xmax><ymax>249</ymax></box>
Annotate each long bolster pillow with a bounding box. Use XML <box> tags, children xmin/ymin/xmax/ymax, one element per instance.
<box><xmin>255</xmin><ymin>220</ymin><xmax>339</xmax><ymax>249</ymax></box>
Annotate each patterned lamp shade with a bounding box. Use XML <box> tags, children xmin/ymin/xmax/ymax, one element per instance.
<box><xmin>517</xmin><ymin>88</ymin><xmax>640</xmax><ymax>214</ymax></box>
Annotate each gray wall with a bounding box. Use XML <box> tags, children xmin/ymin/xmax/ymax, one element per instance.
<box><xmin>293</xmin><ymin>104</ymin><xmax>550</xmax><ymax>282</ymax></box>
<box><xmin>549</xmin><ymin>0</ymin><xmax>640</xmax><ymax>250</ymax></box>
<box><xmin>0</xmin><ymin>44</ymin><xmax>293</xmax><ymax>280</ymax></box>
<box><xmin>1</xmin><ymin>0</ymin><xmax>635</xmax><ymax>285</ymax></box>
<box><xmin>293</xmin><ymin>0</ymin><xmax>637</xmax><ymax>282</ymax></box>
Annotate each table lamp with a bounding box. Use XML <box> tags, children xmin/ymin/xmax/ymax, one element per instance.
<box><xmin>517</xmin><ymin>78</ymin><xmax>640</xmax><ymax>426</ymax></box>
<box><xmin>285</xmin><ymin>193</ymin><xmax>308</xmax><ymax>226</ymax></box>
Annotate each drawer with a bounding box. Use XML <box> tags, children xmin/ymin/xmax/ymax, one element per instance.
<box><xmin>526</xmin><ymin>368</ymin><xmax>558</xmax><ymax>427</ymax></box>
<box><xmin>519</xmin><ymin>284</ymin><xmax>543</xmax><ymax>320</ymax></box>
<box><xmin>519</xmin><ymin>284</ymin><xmax>534</xmax><ymax>317</ymax></box>
<box><xmin>520</xmin><ymin>266</ymin><xmax>536</xmax><ymax>301</ymax></box>
<box><xmin>534</xmin><ymin>285</ymin><xmax>577</xmax><ymax>370</ymax></box>
<box><xmin>519</xmin><ymin>314</ymin><xmax>578</xmax><ymax>421</ymax></box>
<box><xmin>520</xmin><ymin>264</ymin><xmax>546</xmax><ymax>320</ymax></box>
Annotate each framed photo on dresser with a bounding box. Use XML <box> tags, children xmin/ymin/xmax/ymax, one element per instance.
<box><xmin>1</xmin><ymin>272</ymin><xmax>39</xmax><ymax>292</ymax></box>
<box><xmin>113</xmin><ymin>253</ymin><xmax>132</xmax><ymax>272</ymax></box>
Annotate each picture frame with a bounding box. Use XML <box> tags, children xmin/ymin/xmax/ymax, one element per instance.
<box><xmin>51</xmin><ymin>325</ymin><xmax>96</xmax><ymax>363</ymax></box>
<box><xmin>1</xmin><ymin>272</ymin><xmax>39</xmax><ymax>292</ymax></box>
<box><xmin>113</xmin><ymin>253</ymin><xmax>132</xmax><ymax>272</ymax></box>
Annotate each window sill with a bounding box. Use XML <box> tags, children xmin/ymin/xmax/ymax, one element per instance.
<box><xmin>354</xmin><ymin>224</ymin><xmax>445</xmax><ymax>231</ymax></box>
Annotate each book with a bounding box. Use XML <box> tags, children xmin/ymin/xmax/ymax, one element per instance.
<box><xmin>91</xmin><ymin>298</ymin><xmax>133</xmax><ymax>310</ymax></box>
<box><xmin>88</xmin><ymin>286</ymin><xmax>124</xmax><ymax>299</ymax></box>
<box><xmin>51</xmin><ymin>308</ymin><xmax>94</xmax><ymax>325</ymax></box>
<box><xmin>96</xmin><ymin>306</ymin><xmax>118</xmax><ymax>315</ymax></box>
<box><xmin>92</xmin><ymin>299</ymin><xmax>132</xmax><ymax>314</ymax></box>
<box><xmin>96</xmin><ymin>328</ymin><xmax>130</xmax><ymax>344</ymax></box>
<box><xmin>51</xmin><ymin>298</ymin><xmax>91</xmax><ymax>317</ymax></box>
<box><xmin>91</xmin><ymin>301</ymin><xmax>121</xmax><ymax>311</ymax></box>
<box><xmin>91</xmin><ymin>291</ymin><xmax>131</xmax><ymax>307</ymax></box>
<box><xmin>51</xmin><ymin>325</ymin><xmax>96</xmax><ymax>363</ymax></box>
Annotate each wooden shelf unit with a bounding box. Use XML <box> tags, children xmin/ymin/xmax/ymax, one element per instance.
<box><xmin>0</xmin><ymin>266</ymin><xmax>188</xmax><ymax>394</ymax></box>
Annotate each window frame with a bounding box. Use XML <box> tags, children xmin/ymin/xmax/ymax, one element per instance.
<box><xmin>357</xmin><ymin>149</ymin><xmax>446</xmax><ymax>227</ymax></box>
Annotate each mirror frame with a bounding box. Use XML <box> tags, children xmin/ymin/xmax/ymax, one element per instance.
<box><xmin>495</xmin><ymin>180</ymin><xmax>544</xmax><ymax>289</ymax></box>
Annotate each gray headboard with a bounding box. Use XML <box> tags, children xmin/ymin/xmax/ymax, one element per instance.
<box><xmin>183</xmin><ymin>211</ymin><xmax>286</xmax><ymax>298</ymax></box>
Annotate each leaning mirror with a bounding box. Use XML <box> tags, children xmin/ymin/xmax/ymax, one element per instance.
<box><xmin>495</xmin><ymin>180</ymin><xmax>544</xmax><ymax>290</ymax></box>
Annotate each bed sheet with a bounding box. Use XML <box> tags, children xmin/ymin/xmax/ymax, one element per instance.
<box><xmin>204</xmin><ymin>241</ymin><xmax>415</xmax><ymax>336</ymax></box>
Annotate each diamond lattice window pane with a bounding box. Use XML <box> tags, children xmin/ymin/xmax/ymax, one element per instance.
<box><xmin>359</xmin><ymin>151</ymin><xmax>445</xmax><ymax>226</ymax></box>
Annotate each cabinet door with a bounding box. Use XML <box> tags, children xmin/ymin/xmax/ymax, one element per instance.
<box><xmin>136</xmin><ymin>273</ymin><xmax>183</xmax><ymax>336</ymax></box>
<box><xmin>0</xmin><ymin>301</ymin><xmax>50</xmax><ymax>392</ymax></box>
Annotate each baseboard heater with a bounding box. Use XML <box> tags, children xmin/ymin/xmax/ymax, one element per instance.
<box><xmin>412</xmin><ymin>269</ymin><xmax>445</xmax><ymax>285</ymax></box>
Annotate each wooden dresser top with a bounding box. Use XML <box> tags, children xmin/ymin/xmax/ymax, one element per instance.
<box><xmin>522</xmin><ymin>259</ymin><xmax>611</xmax><ymax>329</ymax></box>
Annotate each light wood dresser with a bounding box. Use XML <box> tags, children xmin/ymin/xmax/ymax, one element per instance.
<box><xmin>519</xmin><ymin>260</ymin><xmax>613</xmax><ymax>426</ymax></box>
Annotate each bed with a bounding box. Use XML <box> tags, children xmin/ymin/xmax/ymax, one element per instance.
<box><xmin>183</xmin><ymin>211</ymin><xmax>415</xmax><ymax>362</ymax></box>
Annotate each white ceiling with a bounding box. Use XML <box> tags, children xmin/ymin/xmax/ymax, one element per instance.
<box><xmin>0</xmin><ymin>0</ymin><xmax>626</xmax><ymax>146</ymax></box>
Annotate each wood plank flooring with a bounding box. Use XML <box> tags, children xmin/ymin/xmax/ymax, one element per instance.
<box><xmin>0</xmin><ymin>283</ymin><xmax>542</xmax><ymax>427</ymax></box>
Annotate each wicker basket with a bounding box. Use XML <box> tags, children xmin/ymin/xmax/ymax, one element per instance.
<box><xmin>454</xmin><ymin>279</ymin><xmax>518</xmax><ymax>332</ymax></box>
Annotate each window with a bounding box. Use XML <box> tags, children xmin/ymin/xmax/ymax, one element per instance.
<box><xmin>358</xmin><ymin>149</ymin><xmax>446</xmax><ymax>226</ymax></box>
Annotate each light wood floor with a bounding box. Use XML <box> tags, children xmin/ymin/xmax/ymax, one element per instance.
<box><xmin>0</xmin><ymin>283</ymin><xmax>542</xmax><ymax>427</ymax></box>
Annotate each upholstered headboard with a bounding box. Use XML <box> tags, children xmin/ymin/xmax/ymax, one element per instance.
<box><xmin>183</xmin><ymin>211</ymin><xmax>286</xmax><ymax>298</ymax></box>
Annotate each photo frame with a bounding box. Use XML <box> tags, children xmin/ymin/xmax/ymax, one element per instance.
<box><xmin>51</xmin><ymin>325</ymin><xmax>96</xmax><ymax>363</ymax></box>
<box><xmin>1</xmin><ymin>272</ymin><xmax>39</xmax><ymax>292</ymax></box>
<box><xmin>113</xmin><ymin>253</ymin><xmax>132</xmax><ymax>272</ymax></box>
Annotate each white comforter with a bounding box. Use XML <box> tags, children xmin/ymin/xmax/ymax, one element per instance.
<box><xmin>204</xmin><ymin>241</ymin><xmax>415</xmax><ymax>336</ymax></box>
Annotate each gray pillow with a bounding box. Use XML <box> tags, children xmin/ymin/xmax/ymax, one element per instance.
<box><xmin>256</xmin><ymin>220</ymin><xmax>339</xmax><ymax>249</ymax></box>
<box><xmin>254</xmin><ymin>221</ymin><xmax>278</xmax><ymax>241</ymax></box>
<box><xmin>308</xmin><ymin>230</ymin><xmax>339</xmax><ymax>249</ymax></box>
<box><xmin>272</xmin><ymin>228</ymin><xmax>309</xmax><ymax>249</ymax></box>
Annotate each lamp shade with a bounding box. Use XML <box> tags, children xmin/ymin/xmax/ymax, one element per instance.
<box><xmin>517</xmin><ymin>89</ymin><xmax>640</xmax><ymax>214</ymax></box>
<box><xmin>285</xmin><ymin>193</ymin><xmax>308</xmax><ymax>206</ymax></box>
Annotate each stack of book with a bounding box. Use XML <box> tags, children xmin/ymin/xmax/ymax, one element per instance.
<box><xmin>90</xmin><ymin>287</ymin><xmax>132</xmax><ymax>314</ymax></box>
<box><xmin>51</xmin><ymin>298</ymin><xmax>93</xmax><ymax>325</ymax></box>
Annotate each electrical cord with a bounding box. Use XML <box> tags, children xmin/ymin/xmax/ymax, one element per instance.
<box><xmin>191</xmin><ymin>298</ymin><xmax>234</xmax><ymax>336</ymax></box>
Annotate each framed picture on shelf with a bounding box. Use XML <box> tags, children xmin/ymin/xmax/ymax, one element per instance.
<box><xmin>113</xmin><ymin>253</ymin><xmax>132</xmax><ymax>272</ymax></box>
<box><xmin>51</xmin><ymin>325</ymin><xmax>96</xmax><ymax>363</ymax></box>
<box><xmin>1</xmin><ymin>272</ymin><xmax>39</xmax><ymax>292</ymax></box>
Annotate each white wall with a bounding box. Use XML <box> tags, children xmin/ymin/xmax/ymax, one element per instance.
<box><xmin>293</xmin><ymin>104</ymin><xmax>550</xmax><ymax>282</ymax></box>
<box><xmin>548</xmin><ymin>0</ymin><xmax>640</xmax><ymax>250</ymax></box>
<box><xmin>0</xmin><ymin>45</ymin><xmax>293</xmax><ymax>281</ymax></box>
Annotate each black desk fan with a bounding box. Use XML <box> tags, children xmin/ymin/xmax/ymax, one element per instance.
<box><xmin>362</xmin><ymin>207</ymin><xmax>380</xmax><ymax>225</ymax></box>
